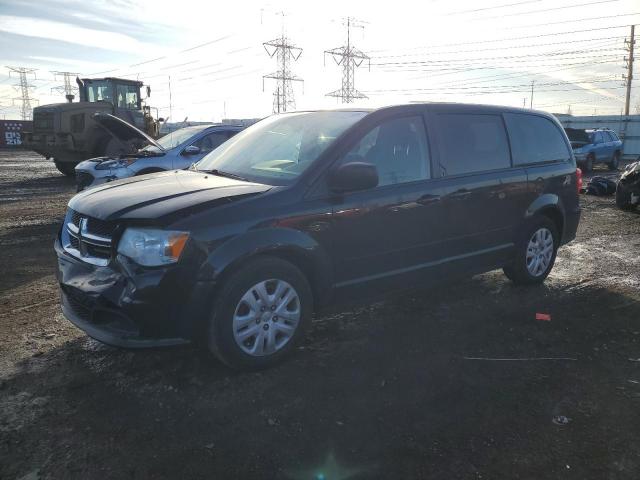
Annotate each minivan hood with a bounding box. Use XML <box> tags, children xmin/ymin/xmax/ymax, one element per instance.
<box><xmin>93</xmin><ymin>112</ymin><xmax>164</xmax><ymax>151</ymax></box>
<box><xmin>68</xmin><ymin>170</ymin><xmax>271</xmax><ymax>221</ymax></box>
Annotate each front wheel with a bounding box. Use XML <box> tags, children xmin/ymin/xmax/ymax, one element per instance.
<box><xmin>504</xmin><ymin>217</ymin><xmax>559</xmax><ymax>285</ymax></box>
<box><xmin>208</xmin><ymin>256</ymin><xmax>313</xmax><ymax>369</ymax></box>
<box><xmin>54</xmin><ymin>160</ymin><xmax>77</xmax><ymax>176</ymax></box>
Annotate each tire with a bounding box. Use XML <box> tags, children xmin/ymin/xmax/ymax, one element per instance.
<box><xmin>583</xmin><ymin>154</ymin><xmax>594</xmax><ymax>172</ymax></box>
<box><xmin>608</xmin><ymin>151</ymin><xmax>620</xmax><ymax>171</ymax></box>
<box><xmin>208</xmin><ymin>256</ymin><xmax>313</xmax><ymax>370</ymax></box>
<box><xmin>504</xmin><ymin>216</ymin><xmax>559</xmax><ymax>285</ymax></box>
<box><xmin>616</xmin><ymin>184</ymin><xmax>636</xmax><ymax>210</ymax></box>
<box><xmin>54</xmin><ymin>160</ymin><xmax>77</xmax><ymax>177</ymax></box>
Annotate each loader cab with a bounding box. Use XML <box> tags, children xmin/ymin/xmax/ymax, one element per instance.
<box><xmin>77</xmin><ymin>78</ymin><xmax>143</xmax><ymax>111</ymax></box>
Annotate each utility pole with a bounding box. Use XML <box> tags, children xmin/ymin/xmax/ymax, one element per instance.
<box><xmin>530</xmin><ymin>80</ymin><xmax>535</xmax><ymax>109</ymax></box>
<box><xmin>623</xmin><ymin>24</ymin><xmax>635</xmax><ymax>116</ymax></box>
<box><xmin>262</xmin><ymin>15</ymin><xmax>303</xmax><ymax>114</ymax></box>
<box><xmin>6</xmin><ymin>66</ymin><xmax>37</xmax><ymax>120</ymax></box>
<box><xmin>51</xmin><ymin>71</ymin><xmax>79</xmax><ymax>102</ymax></box>
<box><xmin>325</xmin><ymin>17</ymin><xmax>371</xmax><ymax>103</ymax></box>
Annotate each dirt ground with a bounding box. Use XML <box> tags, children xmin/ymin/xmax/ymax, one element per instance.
<box><xmin>1</xmin><ymin>150</ymin><xmax>639</xmax><ymax>480</ymax></box>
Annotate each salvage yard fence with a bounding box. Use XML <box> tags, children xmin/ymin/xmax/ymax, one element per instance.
<box><xmin>556</xmin><ymin>114</ymin><xmax>640</xmax><ymax>159</ymax></box>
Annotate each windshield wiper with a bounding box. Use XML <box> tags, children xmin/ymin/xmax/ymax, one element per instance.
<box><xmin>201</xmin><ymin>169</ymin><xmax>250</xmax><ymax>182</ymax></box>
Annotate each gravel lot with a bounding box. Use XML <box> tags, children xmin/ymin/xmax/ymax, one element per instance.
<box><xmin>1</xmin><ymin>150</ymin><xmax>640</xmax><ymax>479</ymax></box>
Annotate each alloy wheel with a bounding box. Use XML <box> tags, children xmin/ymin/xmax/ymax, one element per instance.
<box><xmin>526</xmin><ymin>228</ymin><xmax>554</xmax><ymax>277</ymax></box>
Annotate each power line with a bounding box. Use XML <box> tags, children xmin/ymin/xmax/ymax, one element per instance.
<box><xmin>444</xmin><ymin>0</ymin><xmax>541</xmax><ymax>16</ymax></box>
<box><xmin>478</xmin><ymin>0</ymin><xmax>622</xmax><ymax>20</ymax></box>
<box><xmin>325</xmin><ymin>17</ymin><xmax>370</xmax><ymax>103</ymax></box>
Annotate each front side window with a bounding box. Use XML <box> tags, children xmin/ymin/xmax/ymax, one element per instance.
<box><xmin>192</xmin><ymin>132</ymin><xmax>229</xmax><ymax>154</ymax></box>
<box><xmin>116</xmin><ymin>84</ymin><xmax>139</xmax><ymax>109</ymax></box>
<box><xmin>339</xmin><ymin>115</ymin><xmax>431</xmax><ymax>186</ymax></box>
<box><xmin>610</xmin><ymin>131</ymin><xmax>620</xmax><ymax>141</ymax></box>
<box><xmin>196</xmin><ymin>111</ymin><xmax>367</xmax><ymax>185</ymax></box>
<box><xmin>590</xmin><ymin>131</ymin><xmax>604</xmax><ymax>144</ymax></box>
<box><xmin>603</xmin><ymin>131</ymin><xmax>614</xmax><ymax>142</ymax></box>
<box><xmin>505</xmin><ymin>113</ymin><xmax>571</xmax><ymax>165</ymax></box>
<box><xmin>436</xmin><ymin>114</ymin><xmax>510</xmax><ymax>176</ymax></box>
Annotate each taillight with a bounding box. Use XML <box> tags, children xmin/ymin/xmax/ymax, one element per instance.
<box><xmin>576</xmin><ymin>168</ymin><xmax>583</xmax><ymax>194</ymax></box>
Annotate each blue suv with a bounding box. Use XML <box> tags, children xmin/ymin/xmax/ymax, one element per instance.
<box><xmin>565</xmin><ymin>128</ymin><xmax>622</xmax><ymax>171</ymax></box>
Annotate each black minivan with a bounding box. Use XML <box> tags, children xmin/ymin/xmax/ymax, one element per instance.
<box><xmin>55</xmin><ymin>104</ymin><xmax>581</xmax><ymax>368</ymax></box>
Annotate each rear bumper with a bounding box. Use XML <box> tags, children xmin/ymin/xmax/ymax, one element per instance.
<box><xmin>55</xmin><ymin>235</ymin><xmax>213</xmax><ymax>348</ymax></box>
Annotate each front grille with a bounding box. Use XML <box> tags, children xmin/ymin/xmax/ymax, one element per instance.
<box><xmin>75</xmin><ymin>171</ymin><xmax>94</xmax><ymax>192</ymax></box>
<box><xmin>62</xmin><ymin>209</ymin><xmax>115</xmax><ymax>265</ymax></box>
<box><xmin>86</xmin><ymin>217</ymin><xmax>116</xmax><ymax>237</ymax></box>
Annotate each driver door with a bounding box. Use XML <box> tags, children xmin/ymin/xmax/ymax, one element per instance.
<box><xmin>329</xmin><ymin>114</ymin><xmax>448</xmax><ymax>296</ymax></box>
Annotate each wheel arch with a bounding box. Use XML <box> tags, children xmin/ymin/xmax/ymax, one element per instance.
<box><xmin>524</xmin><ymin>193</ymin><xmax>565</xmax><ymax>241</ymax></box>
<box><xmin>202</xmin><ymin>228</ymin><xmax>333</xmax><ymax>311</ymax></box>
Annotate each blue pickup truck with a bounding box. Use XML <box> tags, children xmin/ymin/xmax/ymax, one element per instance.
<box><xmin>564</xmin><ymin>128</ymin><xmax>623</xmax><ymax>171</ymax></box>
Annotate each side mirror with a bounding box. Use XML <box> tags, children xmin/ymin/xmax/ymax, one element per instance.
<box><xmin>329</xmin><ymin>162</ymin><xmax>379</xmax><ymax>193</ymax></box>
<box><xmin>183</xmin><ymin>145</ymin><xmax>201</xmax><ymax>155</ymax></box>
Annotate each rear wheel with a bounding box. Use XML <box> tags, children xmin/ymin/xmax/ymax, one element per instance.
<box><xmin>608</xmin><ymin>151</ymin><xmax>620</xmax><ymax>171</ymax></box>
<box><xmin>504</xmin><ymin>217</ymin><xmax>559</xmax><ymax>285</ymax></box>
<box><xmin>54</xmin><ymin>159</ymin><xmax>77</xmax><ymax>177</ymax></box>
<box><xmin>208</xmin><ymin>256</ymin><xmax>313</xmax><ymax>369</ymax></box>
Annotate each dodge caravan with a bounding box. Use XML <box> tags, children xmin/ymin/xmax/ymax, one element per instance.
<box><xmin>55</xmin><ymin>104</ymin><xmax>581</xmax><ymax>368</ymax></box>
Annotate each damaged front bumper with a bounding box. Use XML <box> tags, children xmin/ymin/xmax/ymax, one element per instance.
<box><xmin>55</xmin><ymin>234</ymin><xmax>212</xmax><ymax>348</ymax></box>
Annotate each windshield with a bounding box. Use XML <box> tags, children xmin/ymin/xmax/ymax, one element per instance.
<box><xmin>142</xmin><ymin>126</ymin><xmax>212</xmax><ymax>153</ymax></box>
<box><xmin>195</xmin><ymin>111</ymin><xmax>367</xmax><ymax>185</ymax></box>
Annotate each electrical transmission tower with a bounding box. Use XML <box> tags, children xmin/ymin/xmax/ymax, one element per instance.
<box><xmin>263</xmin><ymin>28</ymin><xmax>303</xmax><ymax>113</ymax></box>
<box><xmin>6</xmin><ymin>66</ymin><xmax>37</xmax><ymax>120</ymax></box>
<box><xmin>324</xmin><ymin>17</ymin><xmax>370</xmax><ymax>103</ymax></box>
<box><xmin>51</xmin><ymin>71</ymin><xmax>79</xmax><ymax>101</ymax></box>
<box><xmin>622</xmin><ymin>24</ymin><xmax>635</xmax><ymax>116</ymax></box>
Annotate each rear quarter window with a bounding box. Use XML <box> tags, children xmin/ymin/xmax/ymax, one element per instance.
<box><xmin>504</xmin><ymin>113</ymin><xmax>570</xmax><ymax>165</ymax></box>
<box><xmin>435</xmin><ymin>113</ymin><xmax>511</xmax><ymax>176</ymax></box>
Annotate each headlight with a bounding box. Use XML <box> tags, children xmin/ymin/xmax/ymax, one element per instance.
<box><xmin>96</xmin><ymin>158</ymin><xmax>137</xmax><ymax>170</ymax></box>
<box><xmin>117</xmin><ymin>228</ymin><xmax>189</xmax><ymax>266</ymax></box>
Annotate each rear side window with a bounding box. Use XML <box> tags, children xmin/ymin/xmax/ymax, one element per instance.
<box><xmin>504</xmin><ymin>113</ymin><xmax>570</xmax><ymax>165</ymax></box>
<box><xmin>436</xmin><ymin>114</ymin><xmax>510</xmax><ymax>176</ymax></box>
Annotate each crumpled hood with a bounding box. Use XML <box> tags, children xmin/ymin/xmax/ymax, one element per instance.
<box><xmin>68</xmin><ymin>170</ymin><xmax>271</xmax><ymax>221</ymax></box>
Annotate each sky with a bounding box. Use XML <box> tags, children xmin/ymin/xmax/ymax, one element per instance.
<box><xmin>0</xmin><ymin>0</ymin><xmax>639</xmax><ymax>121</ymax></box>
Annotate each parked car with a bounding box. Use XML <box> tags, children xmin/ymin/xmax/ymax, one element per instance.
<box><xmin>616</xmin><ymin>159</ymin><xmax>640</xmax><ymax>210</ymax></box>
<box><xmin>55</xmin><ymin>104</ymin><xmax>581</xmax><ymax>369</ymax></box>
<box><xmin>74</xmin><ymin>113</ymin><xmax>244</xmax><ymax>191</ymax></box>
<box><xmin>564</xmin><ymin>127</ymin><xmax>622</xmax><ymax>171</ymax></box>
